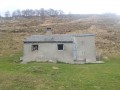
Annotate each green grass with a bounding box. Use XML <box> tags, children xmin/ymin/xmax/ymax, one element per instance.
<box><xmin>0</xmin><ymin>54</ymin><xmax>120</xmax><ymax>90</ymax></box>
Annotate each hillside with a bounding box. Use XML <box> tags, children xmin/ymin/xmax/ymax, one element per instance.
<box><xmin>0</xmin><ymin>14</ymin><xmax>120</xmax><ymax>56</ymax></box>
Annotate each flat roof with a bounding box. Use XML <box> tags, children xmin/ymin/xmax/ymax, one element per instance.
<box><xmin>24</xmin><ymin>34</ymin><xmax>95</xmax><ymax>43</ymax></box>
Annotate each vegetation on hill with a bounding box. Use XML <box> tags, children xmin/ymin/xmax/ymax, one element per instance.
<box><xmin>0</xmin><ymin>14</ymin><xmax>120</xmax><ymax>56</ymax></box>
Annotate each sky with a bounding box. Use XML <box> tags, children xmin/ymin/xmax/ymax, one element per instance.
<box><xmin>0</xmin><ymin>0</ymin><xmax>120</xmax><ymax>15</ymax></box>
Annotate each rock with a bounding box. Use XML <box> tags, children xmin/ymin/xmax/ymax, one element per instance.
<box><xmin>52</xmin><ymin>66</ymin><xmax>59</xmax><ymax>70</ymax></box>
<box><xmin>103</xmin><ymin>56</ymin><xmax>109</xmax><ymax>60</ymax></box>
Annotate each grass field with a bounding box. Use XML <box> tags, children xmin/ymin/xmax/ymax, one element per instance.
<box><xmin>0</xmin><ymin>54</ymin><xmax>120</xmax><ymax>90</ymax></box>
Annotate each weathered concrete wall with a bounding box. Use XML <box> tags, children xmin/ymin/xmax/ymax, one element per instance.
<box><xmin>85</xmin><ymin>36</ymin><xmax>96</xmax><ymax>62</ymax></box>
<box><xmin>75</xmin><ymin>36</ymin><xmax>96</xmax><ymax>63</ymax></box>
<box><xmin>23</xmin><ymin>35</ymin><xmax>96</xmax><ymax>64</ymax></box>
<box><xmin>23</xmin><ymin>43</ymin><xmax>74</xmax><ymax>63</ymax></box>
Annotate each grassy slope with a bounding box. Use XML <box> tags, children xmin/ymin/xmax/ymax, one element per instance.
<box><xmin>0</xmin><ymin>54</ymin><xmax>120</xmax><ymax>90</ymax></box>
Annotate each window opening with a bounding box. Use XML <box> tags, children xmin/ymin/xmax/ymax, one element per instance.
<box><xmin>57</xmin><ymin>44</ymin><xmax>64</xmax><ymax>50</ymax></box>
<box><xmin>32</xmin><ymin>45</ymin><xmax>38</xmax><ymax>51</ymax></box>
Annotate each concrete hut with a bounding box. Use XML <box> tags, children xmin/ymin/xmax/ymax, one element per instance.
<box><xmin>22</xmin><ymin>28</ymin><xmax>96</xmax><ymax>64</ymax></box>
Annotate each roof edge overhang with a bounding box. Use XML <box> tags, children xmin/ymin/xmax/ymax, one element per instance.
<box><xmin>73</xmin><ymin>34</ymin><xmax>95</xmax><ymax>37</ymax></box>
<box><xmin>24</xmin><ymin>41</ymin><xmax>73</xmax><ymax>43</ymax></box>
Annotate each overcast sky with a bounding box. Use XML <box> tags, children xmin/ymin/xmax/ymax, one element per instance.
<box><xmin>0</xmin><ymin>0</ymin><xmax>120</xmax><ymax>15</ymax></box>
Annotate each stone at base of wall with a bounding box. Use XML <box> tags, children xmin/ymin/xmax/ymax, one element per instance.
<box><xmin>21</xmin><ymin>60</ymin><xmax>104</xmax><ymax>64</ymax></box>
<box><xmin>20</xmin><ymin>56</ymin><xmax>103</xmax><ymax>64</ymax></box>
<box><xmin>86</xmin><ymin>61</ymin><xmax>104</xmax><ymax>64</ymax></box>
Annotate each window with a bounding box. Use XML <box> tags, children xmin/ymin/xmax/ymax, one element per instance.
<box><xmin>57</xmin><ymin>44</ymin><xmax>64</xmax><ymax>50</ymax></box>
<box><xmin>32</xmin><ymin>45</ymin><xmax>38</xmax><ymax>51</ymax></box>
